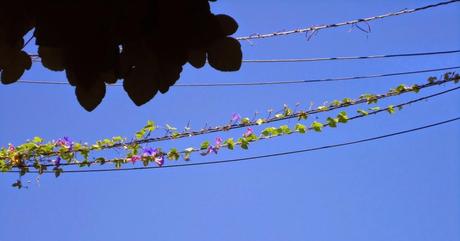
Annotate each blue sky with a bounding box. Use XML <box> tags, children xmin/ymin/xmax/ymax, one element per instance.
<box><xmin>1</xmin><ymin>1</ymin><xmax>460</xmax><ymax>241</ymax></box>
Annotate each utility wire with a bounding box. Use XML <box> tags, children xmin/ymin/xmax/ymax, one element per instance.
<box><xmin>9</xmin><ymin>117</ymin><xmax>459</xmax><ymax>173</ymax></box>
<box><xmin>235</xmin><ymin>0</ymin><xmax>460</xmax><ymax>41</ymax></box>
<box><xmin>242</xmin><ymin>50</ymin><xmax>460</xmax><ymax>63</ymax></box>
<box><xmin>16</xmin><ymin>65</ymin><xmax>460</xmax><ymax>87</ymax></box>
<box><xmin>10</xmin><ymin>84</ymin><xmax>460</xmax><ymax>170</ymax></box>
<box><xmin>29</xmin><ymin>49</ymin><xmax>460</xmax><ymax>64</ymax></box>
<box><xmin>6</xmin><ymin>77</ymin><xmax>458</xmax><ymax>164</ymax></box>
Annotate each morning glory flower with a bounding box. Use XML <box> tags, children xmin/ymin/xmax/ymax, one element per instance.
<box><xmin>207</xmin><ymin>145</ymin><xmax>218</xmax><ymax>154</ymax></box>
<box><xmin>231</xmin><ymin>113</ymin><xmax>241</xmax><ymax>123</ymax></box>
<box><xmin>215</xmin><ymin>137</ymin><xmax>223</xmax><ymax>147</ymax></box>
<box><xmin>244</xmin><ymin>127</ymin><xmax>254</xmax><ymax>137</ymax></box>
<box><xmin>142</xmin><ymin>147</ymin><xmax>157</xmax><ymax>157</ymax></box>
<box><xmin>154</xmin><ymin>155</ymin><xmax>164</xmax><ymax>167</ymax></box>
<box><xmin>130</xmin><ymin>155</ymin><xmax>141</xmax><ymax>164</ymax></box>
<box><xmin>52</xmin><ymin>157</ymin><xmax>61</xmax><ymax>167</ymax></box>
<box><xmin>56</xmin><ymin>137</ymin><xmax>73</xmax><ymax>150</ymax></box>
<box><xmin>8</xmin><ymin>144</ymin><xmax>15</xmax><ymax>152</ymax></box>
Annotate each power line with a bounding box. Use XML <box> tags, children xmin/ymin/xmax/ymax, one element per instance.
<box><xmin>236</xmin><ymin>0</ymin><xmax>460</xmax><ymax>41</ymax></box>
<box><xmin>242</xmin><ymin>50</ymin><xmax>460</xmax><ymax>63</ymax></box>
<box><xmin>16</xmin><ymin>65</ymin><xmax>460</xmax><ymax>87</ymax></box>
<box><xmin>10</xmin><ymin>84</ymin><xmax>460</xmax><ymax>170</ymax></box>
<box><xmin>6</xmin><ymin>77</ymin><xmax>457</xmax><ymax>165</ymax></box>
<box><xmin>30</xmin><ymin>49</ymin><xmax>460</xmax><ymax>64</ymax></box>
<box><xmin>8</xmin><ymin>117</ymin><xmax>459</xmax><ymax>174</ymax></box>
<box><xmin>5</xmin><ymin>77</ymin><xmax>458</xmax><ymax>165</ymax></box>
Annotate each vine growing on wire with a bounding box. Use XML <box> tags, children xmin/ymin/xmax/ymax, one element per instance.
<box><xmin>1</xmin><ymin>72</ymin><xmax>458</xmax><ymax>188</ymax></box>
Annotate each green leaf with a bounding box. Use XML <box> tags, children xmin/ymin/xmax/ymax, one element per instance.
<box><xmin>357</xmin><ymin>109</ymin><xmax>369</xmax><ymax>116</ymax></box>
<box><xmin>317</xmin><ymin>106</ymin><xmax>328</xmax><ymax>111</ymax></box>
<box><xmin>278</xmin><ymin>125</ymin><xmax>292</xmax><ymax>135</ymax></box>
<box><xmin>200</xmin><ymin>141</ymin><xmax>210</xmax><ymax>150</ymax></box>
<box><xmin>256</xmin><ymin>118</ymin><xmax>265</xmax><ymax>125</ymax></box>
<box><xmin>114</xmin><ymin>160</ymin><xmax>122</xmax><ymax>169</ymax></box>
<box><xmin>224</xmin><ymin>138</ymin><xmax>235</xmax><ymax>150</ymax></box>
<box><xmin>361</xmin><ymin>94</ymin><xmax>378</xmax><ymax>104</ymax></box>
<box><xmin>298</xmin><ymin>112</ymin><xmax>308</xmax><ymax>120</ymax></box>
<box><xmin>295</xmin><ymin>123</ymin><xmax>306</xmax><ymax>133</ymax></box>
<box><xmin>167</xmin><ymin>148</ymin><xmax>180</xmax><ymax>160</ymax></box>
<box><xmin>245</xmin><ymin>134</ymin><xmax>259</xmax><ymax>142</ymax></box>
<box><xmin>95</xmin><ymin>157</ymin><xmax>106</xmax><ymax>165</ymax></box>
<box><xmin>32</xmin><ymin>136</ymin><xmax>43</xmax><ymax>143</ymax></box>
<box><xmin>239</xmin><ymin>138</ymin><xmax>249</xmax><ymax>150</ymax></box>
<box><xmin>283</xmin><ymin>106</ymin><xmax>293</xmax><ymax>116</ymax></box>
<box><xmin>135</xmin><ymin>129</ymin><xmax>145</xmax><ymax>139</ymax></box>
<box><xmin>327</xmin><ymin>117</ymin><xmax>338</xmax><ymax>128</ymax></box>
<box><xmin>262</xmin><ymin>127</ymin><xmax>276</xmax><ymax>137</ymax></box>
<box><xmin>311</xmin><ymin>121</ymin><xmax>323</xmax><ymax>132</ymax></box>
<box><xmin>274</xmin><ymin>113</ymin><xmax>284</xmax><ymax>119</ymax></box>
<box><xmin>443</xmin><ymin>72</ymin><xmax>453</xmax><ymax>81</ymax></box>
<box><xmin>387</xmin><ymin>105</ymin><xmax>395</xmax><ymax>114</ymax></box>
<box><xmin>395</xmin><ymin>84</ymin><xmax>407</xmax><ymax>93</ymax></box>
<box><xmin>427</xmin><ymin>76</ymin><xmax>437</xmax><ymax>83</ymax></box>
<box><xmin>411</xmin><ymin>84</ymin><xmax>420</xmax><ymax>93</ymax></box>
<box><xmin>342</xmin><ymin>98</ymin><xmax>354</xmax><ymax>106</ymax></box>
<box><xmin>454</xmin><ymin>73</ymin><xmax>460</xmax><ymax>83</ymax></box>
<box><xmin>331</xmin><ymin>100</ymin><xmax>341</xmax><ymax>107</ymax></box>
<box><xmin>337</xmin><ymin>111</ymin><xmax>348</xmax><ymax>123</ymax></box>
<box><xmin>54</xmin><ymin>167</ymin><xmax>63</xmax><ymax>178</ymax></box>
<box><xmin>369</xmin><ymin>106</ymin><xmax>380</xmax><ymax>111</ymax></box>
<box><xmin>171</xmin><ymin>132</ymin><xmax>180</xmax><ymax>139</ymax></box>
<box><xmin>241</xmin><ymin>117</ymin><xmax>251</xmax><ymax>124</ymax></box>
<box><xmin>145</xmin><ymin>120</ymin><xmax>156</xmax><ymax>132</ymax></box>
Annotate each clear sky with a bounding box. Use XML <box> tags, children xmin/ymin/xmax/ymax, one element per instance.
<box><xmin>1</xmin><ymin>1</ymin><xmax>460</xmax><ymax>241</ymax></box>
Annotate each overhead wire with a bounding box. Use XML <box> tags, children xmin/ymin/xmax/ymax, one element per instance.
<box><xmin>9</xmin><ymin>83</ymin><xmax>460</xmax><ymax>170</ymax></box>
<box><xmin>241</xmin><ymin>50</ymin><xmax>460</xmax><ymax>63</ymax></box>
<box><xmin>235</xmin><ymin>0</ymin><xmax>460</xmax><ymax>41</ymax></box>
<box><xmin>16</xmin><ymin>65</ymin><xmax>460</xmax><ymax>87</ymax></box>
<box><xmin>7</xmin><ymin>117</ymin><xmax>459</xmax><ymax>173</ymax></box>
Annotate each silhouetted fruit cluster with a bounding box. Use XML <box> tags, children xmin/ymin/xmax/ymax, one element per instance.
<box><xmin>0</xmin><ymin>1</ymin><xmax>241</xmax><ymax>111</ymax></box>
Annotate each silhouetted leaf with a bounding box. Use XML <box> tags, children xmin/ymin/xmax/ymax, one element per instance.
<box><xmin>75</xmin><ymin>81</ymin><xmax>106</xmax><ymax>111</ymax></box>
<box><xmin>1</xmin><ymin>51</ymin><xmax>31</xmax><ymax>84</ymax></box>
<box><xmin>38</xmin><ymin>46</ymin><xmax>65</xmax><ymax>71</ymax></box>
<box><xmin>216</xmin><ymin>14</ymin><xmax>239</xmax><ymax>35</ymax></box>
<box><xmin>207</xmin><ymin>37</ymin><xmax>242</xmax><ymax>71</ymax></box>
<box><xmin>188</xmin><ymin>48</ymin><xmax>207</xmax><ymax>68</ymax></box>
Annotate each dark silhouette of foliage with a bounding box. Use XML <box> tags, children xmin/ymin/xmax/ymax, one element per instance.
<box><xmin>0</xmin><ymin>1</ymin><xmax>241</xmax><ymax>111</ymax></box>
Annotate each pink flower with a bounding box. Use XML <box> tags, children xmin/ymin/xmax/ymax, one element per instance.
<box><xmin>154</xmin><ymin>155</ymin><xmax>164</xmax><ymax>167</ymax></box>
<box><xmin>231</xmin><ymin>113</ymin><xmax>241</xmax><ymax>123</ymax></box>
<box><xmin>243</xmin><ymin>127</ymin><xmax>254</xmax><ymax>137</ymax></box>
<box><xmin>56</xmin><ymin>137</ymin><xmax>73</xmax><ymax>150</ymax></box>
<box><xmin>215</xmin><ymin>137</ymin><xmax>223</xmax><ymax>147</ymax></box>
<box><xmin>8</xmin><ymin>144</ymin><xmax>15</xmax><ymax>152</ymax></box>
<box><xmin>130</xmin><ymin>155</ymin><xmax>141</xmax><ymax>164</ymax></box>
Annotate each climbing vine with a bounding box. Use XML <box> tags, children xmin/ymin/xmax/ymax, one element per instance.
<box><xmin>1</xmin><ymin>72</ymin><xmax>459</xmax><ymax>188</ymax></box>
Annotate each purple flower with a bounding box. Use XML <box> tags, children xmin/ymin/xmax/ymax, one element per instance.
<box><xmin>244</xmin><ymin>127</ymin><xmax>254</xmax><ymax>137</ymax></box>
<box><xmin>142</xmin><ymin>147</ymin><xmax>157</xmax><ymax>157</ymax></box>
<box><xmin>57</xmin><ymin>137</ymin><xmax>73</xmax><ymax>150</ymax></box>
<box><xmin>231</xmin><ymin>113</ymin><xmax>241</xmax><ymax>123</ymax></box>
<box><xmin>52</xmin><ymin>157</ymin><xmax>61</xmax><ymax>167</ymax></box>
<box><xmin>154</xmin><ymin>154</ymin><xmax>164</xmax><ymax>167</ymax></box>
<box><xmin>207</xmin><ymin>145</ymin><xmax>218</xmax><ymax>155</ymax></box>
